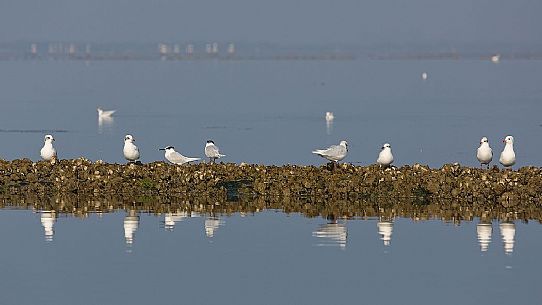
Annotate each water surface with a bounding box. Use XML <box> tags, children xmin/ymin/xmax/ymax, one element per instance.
<box><xmin>0</xmin><ymin>208</ymin><xmax>540</xmax><ymax>305</ymax></box>
<box><xmin>0</xmin><ymin>59</ymin><xmax>541</xmax><ymax>167</ymax></box>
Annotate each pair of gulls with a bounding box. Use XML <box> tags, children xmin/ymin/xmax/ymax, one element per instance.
<box><xmin>39</xmin><ymin>134</ymin><xmax>226</xmax><ymax>164</ymax></box>
<box><xmin>124</xmin><ymin>135</ymin><xmax>225</xmax><ymax>164</ymax></box>
<box><xmin>477</xmin><ymin>135</ymin><xmax>516</xmax><ymax>168</ymax></box>
<box><xmin>312</xmin><ymin>141</ymin><xmax>394</xmax><ymax>167</ymax></box>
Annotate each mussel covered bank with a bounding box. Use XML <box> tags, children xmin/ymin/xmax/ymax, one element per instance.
<box><xmin>1</xmin><ymin>159</ymin><xmax>542</xmax><ymax>221</ymax></box>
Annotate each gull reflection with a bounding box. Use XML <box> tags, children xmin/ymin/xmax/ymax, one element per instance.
<box><xmin>205</xmin><ymin>216</ymin><xmax>224</xmax><ymax>238</ymax></box>
<box><xmin>499</xmin><ymin>222</ymin><xmax>515</xmax><ymax>255</ymax></box>
<box><xmin>124</xmin><ymin>210</ymin><xmax>139</xmax><ymax>246</ymax></box>
<box><xmin>377</xmin><ymin>219</ymin><xmax>393</xmax><ymax>246</ymax></box>
<box><xmin>313</xmin><ymin>221</ymin><xmax>347</xmax><ymax>249</ymax></box>
<box><xmin>163</xmin><ymin>212</ymin><xmax>189</xmax><ymax>231</ymax></box>
<box><xmin>98</xmin><ymin>116</ymin><xmax>114</xmax><ymax>134</ymax></box>
<box><xmin>326</xmin><ymin>120</ymin><xmax>333</xmax><ymax>135</ymax></box>
<box><xmin>40</xmin><ymin>210</ymin><xmax>56</xmax><ymax>242</ymax></box>
<box><xmin>476</xmin><ymin>222</ymin><xmax>492</xmax><ymax>252</ymax></box>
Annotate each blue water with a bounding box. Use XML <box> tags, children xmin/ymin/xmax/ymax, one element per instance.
<box><xmin>0</xmin><ymin>209</ymin><xmax>539</xmax><ymax>305</ymax></box>
<box><xmin>0</xmin><ymin>59</ymin><xmax>541</xmax><ymax>167</ymax></box>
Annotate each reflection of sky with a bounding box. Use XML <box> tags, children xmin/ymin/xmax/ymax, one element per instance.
<box><xmin>2</xmin><ymin>211</ymin><xmax>538</xmax><ymax>304</ymax></box>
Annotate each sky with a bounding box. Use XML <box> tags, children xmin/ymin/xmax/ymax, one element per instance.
<box><xmin>0</xmin><ymin>0</ymin><xmax>541</xmax><ymax>46</ymax></box>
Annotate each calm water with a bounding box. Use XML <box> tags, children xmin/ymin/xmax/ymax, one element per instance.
<box><xmin>0</xmin><ymin>209</ymin><xmax>540</xmax><ymax>305</ymax></box>
<box><xmin>0</xmin><ymin>59</ymin><xmax>541</xmax><ymax>167</ymax></box>
<box><xmin>1</xmin><ymin>59</ymin><xmax>541</xmax><ymax>304</ymax></box>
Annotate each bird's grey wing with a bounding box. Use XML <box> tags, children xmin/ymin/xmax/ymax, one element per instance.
<box><xmin>205</xmin><ymin>145</ymin><xmax>220</xmax><ymax>158</ymax></box>
<box><xmin>321</xmin><ymin>145</ymin><xmax>342</xmax><ymax>157</ymax></box>
<box><xmin>169</xmin><ymin>151</ymin><xmax>188</xmax><ymax>164</ymax></box>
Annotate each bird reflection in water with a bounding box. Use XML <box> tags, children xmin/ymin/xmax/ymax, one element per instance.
<box><xmin>205</xmin><ymin>216</ymin><xmax>224</xmax><ymax>238</ymax></box>
<box><xmin>377</xmin><ymin>218</ymin><xmax>393</xmax><ymax>246</ymax></box>
<box><xmin>499</xmin><ymin>222</ymin><xmax>515</xmax><ymax>255</ymax></box>
<box><xmin>98</xmin><ymin>116</ymin><xmax>114</xmax><ymax>134</ymax></box>
<box><xmin>313</xmin><ymin>218</ymin><xmax>347</xmax><ymax>249</ymax></box>
<box><xmin>163</xmin><ymin>211</ymin><xmax>189</xmax><ymax>231</ymax></box>
<box><xmin>124</xmin><ymin>210</ymin><xmax>139</xmax><ymax>247</ymax></box>
<box><xmin>40</xmin><ymin>210</ymin><xmax>56</xmax><ymax>242</ymax></box>
<box><xmin>476</xmin><ymin>222</ymin><xmax>492</xmax><ymax>252</ymax></box>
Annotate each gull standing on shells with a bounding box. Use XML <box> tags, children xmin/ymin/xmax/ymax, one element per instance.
<box><xmin>40</xmin><ymin>134</ymin><xmax>57</xmax><ymax>162</ymax></box>
<box><xmin>160</xmin><ymin>146</ymin><xmax>200</xmax><ymax>165</ymax></box>
<box><xmin>123</xmin><ymin>134</ymin><xmax>140</xmax><ymax>163</ymax></box>
<box><xmin>476</xmin><ymin>137</ymin><xmax>493</xmax><ymax>169</ymax></box>
<box><xmin>205</xmin><ymin>140</ymin><xmax>226</xmax><ymax>164</ymax></box>
<box><xmin>377</xmin><ymin>143</ymin><xmax>394</xmax><ymax>167</ymax></box>
<box><xmin>312</xmin><ymin>140</ymin><xmax>348</xmax><ymax>167</ymax></box>
<box><xmin>499</xmin><ymin>135</ymin><xmax>516</xmax><ymax>168</ymax></box>
<box><xmin>97</xmin><ymin>107</ymin><xmax>116</xmax><ymax>118</ymax></box>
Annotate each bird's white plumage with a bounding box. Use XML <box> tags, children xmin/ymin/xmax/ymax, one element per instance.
<box><xmin>499</xmin><ymin>135</ymin><xmax>515</xmax><ymax>167</ymax></box>
<box><xmin>377</xmin><ymin>143</ymin><xmax>394</xmax><ymax>167</ymax></box>
<box><xmin>40</xmin><ymin>134</ymin><xmax>57</xmax><ymax>161</ymax></box>
<box><xmin>123</xmin><ymin>135</ymin><xmax>140</xmax><ymax>162</ymax></box>
<box><xmin>97</xmin><ymin>108</ymin><xmax>116</xmax><ymax>117</ymax></box>
<box><xmin>163</xmin><ymin>147</ymin><xmax>200</xmax><ymax>165</ymax></box>
<box><xmin>205</xmin><ymin>141</ymin><xmax>225</xmax><ymax>160</ymax></box>
<box><xmin>312</xmin><ymin>140</ymin><xmax>348</xmax><ymax>162</ymax></box>
<box><xmin>477</xmin><ymin>137</ymin><xmax>493</xmax><ymax>168</ymax></box>
<box><xmin>325</xmin><ymin>112</ymin><xmax>334</xmax><ymax>122</ymax></box>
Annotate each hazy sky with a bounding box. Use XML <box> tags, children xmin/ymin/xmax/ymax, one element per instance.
<box><xmin>1</xmin><ymin>0</ymin><xmax>541</xmax><ymax>45</ymax></box>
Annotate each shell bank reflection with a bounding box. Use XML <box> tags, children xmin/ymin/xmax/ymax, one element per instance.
<box><xmin>312</xmin><ymin>220</ymin><xmax>347</xmax><ymax>249</ymax></box>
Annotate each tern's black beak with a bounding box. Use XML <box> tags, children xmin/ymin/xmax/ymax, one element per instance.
<box><xmin>159</xmin><ymin>148</ymin><xmax>165</xmax><ymax>151</ymax></box>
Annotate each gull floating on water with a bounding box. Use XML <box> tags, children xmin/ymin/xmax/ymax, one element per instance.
<box><xmin>421</xmin><ymin>72</ymin><xmax>428</xmax><ymax>80</ymax></box>
<box><xmin>491</xmin><ymin>54</ymin><xmax>500</xmax><ymax>63</ymax></box>
<box><xmin>499</xmin><ymin>136</ymin><xmax>515</xmax><ymax>168</ymax></box>
<box><xmin>40</xmin><ymin>134</ymin><xmax>57</xmax><ymax>162</ymax></box>
<box><xmin>377</xmin><ymin>143</ymin><xmax>394</xmax><ymax>167</ymax></box>
<box><xmin>477</xmin><ymin>137</ymin><xmax>493</xmax><ymax>169</ymax></box>
<box><xmin>160</xmin><ymin>146</ymin><xmax>200</xmax><ymax>165</ymax></box>
<box><xmin>325</xmin><ymin>112</ymin><xmax>334</xmax><ymax>122</ymax></box>
<box><xmin>123</xmin><ymin>134</ymin><xmax>140</xmax><ymax>163</ymax></box>
<box><xmin>97</xmin><ymin>107</ymin><xmax>116</xmax><ymax>118</ymax></box>
<box><xmin>312</xmin><ymin>140</ymin><xmax>348</xmax><ymax>166</ymax></box>
<box><xmin>205</xmin><ymin>140</ymin><xmax>226</xmax><ymax>164</ymax></box>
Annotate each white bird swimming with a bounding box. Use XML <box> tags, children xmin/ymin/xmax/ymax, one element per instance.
<box><xmin>477</xmin><ymin>137</ymin><xmax>493</xmax><ymax>169</ymax></box>
<box><xmin>205</xmin><ymin>140</ymin><xmax>226</xmax><ymax>163</ymax></box>
<box><xmin>377</xmin><ymin>143</ymin><xmax>394</xmax><ymax>167</ymax></box>
<box><xmin>421</xmin><ymin>72</ymin><xmax>428</xmax><ymax>80</ymax></box>
<box><xmin>123</xmin><ymin>134</ymin><xmax>140</xmax><ymax>162</ymax></box>
<box><xmin>312</xmin><ymin>140</ymin><xmax>348</xmax><ymax>165</ymax></box>
<box><xmin>499</xmin><ymin>135</ymin><xmax>516</xmax><ymax>168</ymax></box>
<box><xmin>97</xmin><ymin>107</ymin><xmax>116</xmax><ymax>118</ymax></box>
<box><xmin>325</xmin><ymin>112</ymin><xmax>334</xmax><ymax>122</ymax></box>
<box><xmin>40</xmin><ymin>134</ymin><xmax>57</xmax><ymax>162</ymax></box>
<box><xmin>160</xmin><ymin>146</ymin><xmax>200</xmax><ymax>165</ymax></box>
